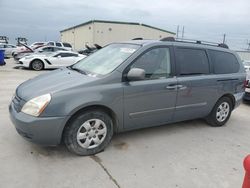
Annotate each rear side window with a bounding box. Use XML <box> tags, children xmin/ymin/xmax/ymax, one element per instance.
<box><xmin>176</xmin><ymin>48</ymin><xmax>209</xmax><ymax>75</ymax></box>
<box><xmin>63</xmin><ymin>43</ymin><xmax>72</xmax><ymax>48</ymax></box>
<box><xmin>48</xmin><ymin>42</ymin><xmax>54</xmax><ymax>46</ymax></box>
<box><xmin>56</xmin><ymin>42</ymin><xmax>62</xmax><ymax>47</ymax></box>
<box><xmin>59</xmin><ymin>53</ymin><xmax>78</xmax><ymax>57</ymax></box>
<box><xmin>208</xmin><ymin>50</ymin><xmax>239</xmax><ymax>74</ymax></box>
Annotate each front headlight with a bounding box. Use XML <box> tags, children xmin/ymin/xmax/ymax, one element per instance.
<box><xmin>21</xmin><ymin>94</ymin><xmax>51</xmax><ymax>117</ymax></box>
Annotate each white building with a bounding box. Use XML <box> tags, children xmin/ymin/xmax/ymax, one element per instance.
<box><xmin>60</xmin><ymin>20</ymin><xmax>175</xmax><ymax>50</ymax></box>
<box><xmin>236</xmin><ymin>51</ymin><xmax>250</xmax><ymax>61</ymax></box>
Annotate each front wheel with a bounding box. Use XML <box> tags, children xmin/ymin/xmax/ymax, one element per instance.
<box><xmin>30</xmin><ymin>60</ymin><xmax>44</xmax><ymax>71</ymax></box>
<box><xmin>206</xmin><ymin>97</ymin><xmax>233</xmax><ymax>127</ymax></box>
<box><xmin>63</xmin><ymin>110</ymin><xmax>113</xmax><ymax>156</ymax></box>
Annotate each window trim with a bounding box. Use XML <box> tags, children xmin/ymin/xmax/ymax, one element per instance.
<box><xmin>122</xmin><ymin>45</ymin><xmax>176</xmax><ymax>82</ymax></box>
<box><xmin>174</xmin><ymin>47</ymin><xmax>211</xmax><ymax>77</ymax></box>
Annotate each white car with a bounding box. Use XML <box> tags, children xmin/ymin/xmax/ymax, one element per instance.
<box><xmin>19</xmin><ymin>51</ymin><xmax>86</xmax><ymax>71</ymax></box>
<box><xmin>0</xmin><ymin>43</ymin><xmax>17</xmax><ymax>58</ymax></box>
<box><xmin>47</xmin><ymin>41</ymin><xmax>73</xmax><ymax>51</ymax></box>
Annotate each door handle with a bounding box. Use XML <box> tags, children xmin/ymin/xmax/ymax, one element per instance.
<box><xmin>166</xmin><ymin>85</ymin><xmax>178</xmax><ymax>90</ymax></box>
<box><xmin>166</xmin><ymin>84</ymin><xmax>187</xmax><ymax>90</ymax></box>
<box><xmin>177</xmin><ymin>85</ymin><xmax>187</xmax><ymax>90</ymax></box>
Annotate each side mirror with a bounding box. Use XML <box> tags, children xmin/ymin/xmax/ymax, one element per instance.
<box><xmin>57</xmin><ymin>55</ymin><xmax>61</xmax><ymax>58</ymax></box>
<box><xmin>127</xmin><ymin>68</ymin><xmax>145</xmax><ymax>81</ymax></box>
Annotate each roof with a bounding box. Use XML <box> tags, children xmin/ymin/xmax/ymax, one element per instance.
<box><xmin>60</xmin><ymin>20</ymin><xmax>175</xmax><ymax>34</ymax></box>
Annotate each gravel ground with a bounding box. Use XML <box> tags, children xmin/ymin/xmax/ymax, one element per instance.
<box><xmin>0</xmin><ymin>59</ymin><xmax>249</xmax><ymax>188</ymax></box>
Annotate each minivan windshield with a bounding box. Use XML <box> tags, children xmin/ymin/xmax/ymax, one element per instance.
<box><xmin>72</xmin><ymin>43</ymin><xmax>140</xmax><ymax>75</ymax></box>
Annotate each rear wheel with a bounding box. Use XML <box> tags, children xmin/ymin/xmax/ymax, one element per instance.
<box><xmin>206</xmin><ymin>97</ymin><xmax>233</xmax><ymax>127</ymax></box>
<box><xmin>31</xmin><ymin>59</ymin><xmax>44</xmax><ymax>71</ymax></box>
<box><xmin>63</xmin><ymin>110</ymin><xmax>113</xmax><ymax>156</ymax></box>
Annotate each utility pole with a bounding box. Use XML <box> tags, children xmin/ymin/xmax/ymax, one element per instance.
<box><xmin>223</xmin><ymin>34</ymin><xmax>226</xmax><ymax>44</ymax></box>
<box><xmin>176</xmin><ymin>25</ymin><xmax>179</xmax><ymax>38</ymax></box>
<box><xmin>181</xmin><ymin>26</ymin><xmax>185</xmax><ymax>39</ymax></box>
<box><xmin>247</xmin><ymin>39</ymin><xmax>250</xmax><ymax>50</ymax></box>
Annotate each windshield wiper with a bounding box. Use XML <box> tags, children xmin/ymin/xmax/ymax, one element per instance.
<box><xmin>68</xmin><ymin>66</ymin><xmax>87</xmax><ymax>75</ymax></box>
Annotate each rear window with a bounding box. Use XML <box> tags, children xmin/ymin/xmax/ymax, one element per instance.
<box><xmin>63</xmin><ymin>43</ymin><xmax>72</xmax><ymax>48</ymax></box>
<box><xmin>176</xmin><ymin>48</ymin><xmax>209</xmax><ymax>75</ymax></box>
<box><xmin>208</xmin><ymin>50</ymin><xmax>239</xmax><ymax>74</ymax></box>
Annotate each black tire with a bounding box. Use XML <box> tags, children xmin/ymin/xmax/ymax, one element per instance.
<box><xmin>30</xmin><ymin>59</ymin><xmax>44</xmax><ymax>71</ymax></box>
<box><xmin>63</xmin><ymin>110</ymin><xmax>113</xmax><ymax>156</ymax></box>
<box><xmin>206</xmin><ymin>97</ymin><xmax>233</xmax><ymax>127</ymax></box>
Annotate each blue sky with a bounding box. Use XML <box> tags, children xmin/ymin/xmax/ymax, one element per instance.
<box><xmin>1</xmin><ymin>0</ymin><xmax>250</xmax><ymax>50</ymax></box>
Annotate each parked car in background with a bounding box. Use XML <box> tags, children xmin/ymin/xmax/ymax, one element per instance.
<box><xmin>30</xmin><ymin>42</ymin><xmax>46</xmax><ymax>49</ymax></box>
<box><xmin>46</xmin><ymin>41</ymin><xmax>73</xmax><ymax>51</ymax></box>
<box><xmin>243</xmin><ymin>61</ymin><xmax>250</xmax><ymax>72</ymax></box>
<box><xmin>0</xmin><ymin>43</ymin><xmax>17</xmax><ymax>58</ymax></box>
<box><xmin>244</xmin><ymin>72</ymin><xmax>250</xmax><ymax>101</ymax></box>
<box><xmin>14</xmin><ymin>46</ymin><xmax>69</xmax><ymax>61</ymax></box>
<box><xmin>19</xmin><ymin>51</ymin><xmax>86</xmax><ymax>70</ymax></box>
<box><xmin>78</xmin><ymin>44</ymin><xmax>102</xmax><ymax>56</ymax></box>
<box><xmin>9</xmin><ymin>39</ymin><xmax>246</xmax><ymax>156</ymax></box>
<box><xmin>12</xmin><ymin>43</ymin><xmax>34</xmax><ymax>59</ymax></box>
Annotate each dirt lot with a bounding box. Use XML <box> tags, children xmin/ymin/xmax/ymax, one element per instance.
<box><xmin>0</xmin><ymin>59</ymin><xmax>250</xmax><ymax>188</ymax></box>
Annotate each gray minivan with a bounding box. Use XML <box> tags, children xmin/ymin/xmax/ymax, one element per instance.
<box><xmin>9</xmin><ymin>39</ymin><xmax>246</xmax><ymax>155</ymax></box>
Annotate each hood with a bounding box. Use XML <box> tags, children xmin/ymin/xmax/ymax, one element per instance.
<box><xmin>16</xmin><ymin>68</ymin><xmax>98</xmax><ymax>101</ymax></box>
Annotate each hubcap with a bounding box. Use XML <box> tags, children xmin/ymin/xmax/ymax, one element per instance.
<box><xmin>32</xmin><ymin>61</ymin><xmax>43</xmax><ymax>70</ymax></box>
<box><xmin>216</xmin><ymin>102</ymin><xmax>230</xmax><ymax>122</ymax></box>
<box><xmin>76</xmin><ymin>119</ymin><xmax>107</xmax><ymax>149</ymax></box>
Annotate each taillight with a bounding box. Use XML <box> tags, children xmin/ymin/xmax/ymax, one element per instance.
<box><xmin>244</xmin><ymin>80</ymin><xmax>249</xmax><ymax>88</ymax></box>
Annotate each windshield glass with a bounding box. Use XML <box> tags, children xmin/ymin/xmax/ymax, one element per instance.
<box><xmin>244</xmin><ymin>61</ymin><xmax>250</xmax><ymax>66</ymax></box>
<box><xmin>72</xmin><ymin>43</ymin><xmax>140</xmax><ymax>75</ymax></box>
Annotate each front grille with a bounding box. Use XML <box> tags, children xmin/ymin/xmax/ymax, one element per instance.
<box><xmin>13</xmin><ymin>95</ymin><xmax>22</xmax><ymax>112</ymax></box>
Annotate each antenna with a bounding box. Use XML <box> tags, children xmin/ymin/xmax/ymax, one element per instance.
<box><xmin>176</xmin><ymin>25</ymin><xmax>179</xmax><ymax>38</ymax></box>
<box><xmin>181</xmin><ymin>26</ymin><xmax>185</xmax><ymax>39</ymax></box>
<box><xmin>222</xmin><ymin>34</ymin><xmax>226</xmax><ymax>44</ymax></box>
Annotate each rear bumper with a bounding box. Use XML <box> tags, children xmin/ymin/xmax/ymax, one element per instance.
<box><xmin>9</xmin><ymin>101</ymin><xmax>66</xmax><ymax>146</ymax></box>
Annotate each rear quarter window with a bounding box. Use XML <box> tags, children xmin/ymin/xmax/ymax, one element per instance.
<box><xmin>208</xmin><ymin>50</ymin><xmax>239</xmax><ymax>74</ymax></box>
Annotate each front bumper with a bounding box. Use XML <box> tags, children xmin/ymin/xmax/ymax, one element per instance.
<box><xmin>9</xmin><ymin>101</ymin><xmax>66</xmax><ymax>146</ymax></box>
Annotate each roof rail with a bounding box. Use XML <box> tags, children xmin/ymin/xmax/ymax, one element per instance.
<box><xmin>160</xmin><ymin>37</ymin><xmax>229</xmax><ymax>49</ymax></box>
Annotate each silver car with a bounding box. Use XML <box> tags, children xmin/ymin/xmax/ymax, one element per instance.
<box><xmin>9</xmin><ymin>39</ymin><xmax>246</xmax><ymax>155</ymax></box>
<box><xmin>0</xmin><ymin>43</ymin><xmax>16</xmax><ymax>58</ymax></box>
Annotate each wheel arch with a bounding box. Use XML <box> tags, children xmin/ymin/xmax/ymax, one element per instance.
<box><xmin>219</xmin><ymin>93</ymin><xmax>236</xmax><ymax>109</ymax></box>
<box><xmin>30</xmin><ymin>58</ymin><xmax>45</xmax><ymax>69</ymax></box>
<box><xmin>60</xmin><ymin>104</ymin><xmax>118</xmax><ymax>143</ymax></box>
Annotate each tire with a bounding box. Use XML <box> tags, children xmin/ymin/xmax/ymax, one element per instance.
<box><xmin>206</xmin><ymin>97</ymin><xmax>233</xmax><ymax>127</ymax></box>
<box><xmin>30</xmin><ymin>59</ymin><xmax>44</xmax><ymax>71</ymax></box>
<box><xmin>63</xmin><ymin>110</ymin><xmax>113</xmax><ymax>156</ymax></box>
